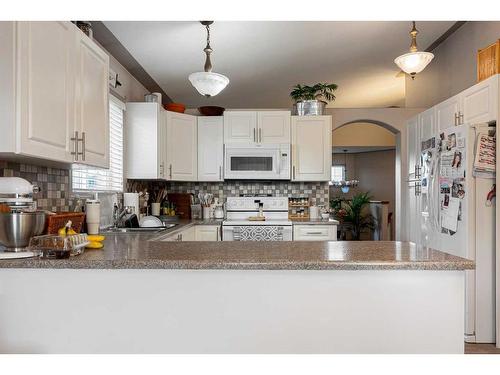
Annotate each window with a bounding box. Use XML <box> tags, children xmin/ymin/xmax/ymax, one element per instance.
<box><xmin>72</xmin><ymin>96</ymin><xmax>125</xmax><ymax>192</ymax></box>
<box><xmin>330</xmin><ymin>165</ymin><xmax>345</xmax><ymax>184</ymax></box>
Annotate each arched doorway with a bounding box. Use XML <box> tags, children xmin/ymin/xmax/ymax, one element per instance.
<box><xmin>332</xmin><ymin>119</ymin><xmax>401</xmax><ymax>240</ymax></box>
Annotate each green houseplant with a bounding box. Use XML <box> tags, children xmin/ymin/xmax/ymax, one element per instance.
<box><xmin>339</xmin><ymin>192</ymin><xmax>375</xmax><ymax>240</ymax></box>
<box><xmin>290</xmin><ymin>83</ymin><xmax>338</xmax><ymax>116</ymax></box>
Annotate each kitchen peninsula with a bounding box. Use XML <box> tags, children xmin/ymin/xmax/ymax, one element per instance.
<box><xmin>0</xmin><ymin>230</ymin><xmax>473</xmax><ymax>354</ymax></box>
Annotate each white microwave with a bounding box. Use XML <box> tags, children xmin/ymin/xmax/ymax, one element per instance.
<box><xmin>224</xmin><ymin>143</ymin><xmax>290</xmax><ymax>180</ymax></box>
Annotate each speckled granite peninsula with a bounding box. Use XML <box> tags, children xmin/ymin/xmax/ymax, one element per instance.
<box><xmin>0</xmin><ymin>232</ymin><xmax>474</xmax><ymax>270</ymax></box>
<box><xmin>0</xmin><ymin>230</ymin><xmax>473</xmax><ymax>354</ymax></box>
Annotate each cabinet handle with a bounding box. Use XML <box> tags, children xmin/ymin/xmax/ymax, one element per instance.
<box><xmin>454</xmin><ymin>113</ymin><xmax>459</xmax><ymax>126</ymax></box>
<box><xmin>169</xmin><ymin>164</ymin><xmax>172</xmax><ymax>179</ymax></box>
<box><xmin>306</xmin><ymin>232</ymin><xmax>324</xmax><ymax>235</ymax></box>
<box><xmin>259</xmin><ymin>128</ymin><xmax>262</xmax><ymax>143</ymax></box>
<box><xmin>219</xmin><ymin>165</ymin><xmax>222</xmax><ymax>180</ymax></box>
<box><xmin>293</xmin><ymin>165</ymin><xmax>296</xmax><ymax>180</ymax></box>
<box><xmin>71</xmin><ymin>131</ymin><xmax>79</xmax><ymax>161</ymax></box>
<box><xmin>81</xmin><ymin>132</ymin><xmax>86</xmax><ymax>161</ymax></box>
<box><xmin>160</xmin><ymin>162</ymin><xmax>164</xmax><ymax>177</ymax></box>
<box><xmin>253</xmin><ymin>128</ymin><xmax>256</xmax><ymax>142</ymax></box>
<box><xmin>459</xmin><ymin>112</ymin><xmax>464</xmax><ymax>124</ymax></box>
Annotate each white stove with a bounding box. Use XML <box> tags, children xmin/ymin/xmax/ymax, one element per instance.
<box><xmin>222</xmin><ymin>196</ymin><xmax>292</xmax><ymax>241</ymax></box>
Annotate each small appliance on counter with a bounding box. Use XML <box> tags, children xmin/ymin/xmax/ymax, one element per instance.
<box><xmin>0</xmin><ymin>177</ymin><xmax>46</xmax><ymax>253</ymax></box>
<box><xmin>85</xmin><ymin>198</ymin><xmax>100</xmax><ymax>235</ymax></box>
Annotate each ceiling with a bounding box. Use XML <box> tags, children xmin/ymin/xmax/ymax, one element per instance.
<box><xmin>104</xmin><ymin>21</ymin><xmax>455</xmax><ymax>109</ymax></box>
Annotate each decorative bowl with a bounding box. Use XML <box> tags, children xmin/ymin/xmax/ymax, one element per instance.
<box><xmin>198</xmin><ymin>106</ymin><xmax>225</xmax><ymax>116</ymax></box>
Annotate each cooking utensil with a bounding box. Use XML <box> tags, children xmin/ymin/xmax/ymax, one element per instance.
<box><xmin>0</xmin><ymin>211</ymin><xmax>46</xmax><ymax>251</ymax></box>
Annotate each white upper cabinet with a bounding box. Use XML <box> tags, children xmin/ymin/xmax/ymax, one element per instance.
<box><xmin>198</xmin><ymin>116</ymin><xmax>224</xmax><ymax>181</ymax></box>
<box><xmin>223</xmin><ymin>111</ymin><xmax>257</xmax><ymax>143</ymax></box>
<box><xmin>16</xmin><ymin>21</ymin><xmax>75</xmax><ymax>163</ymax></box>
<box><xmin>125</xmin><ymin>103</ymin><xmax>165</xmax><ymax>180</ymax></box>
<box><xmin>224</xmin><ymin>110</ymin><xmax>291</xmax><ymax>144</ymax></box>
<box><xmin>291</xmin><ymin>115</ymin><xmax>332</xmax><ymax>181</ymax></box>
<box><xmin>418</xmin><ymin>107</ymin><xmax>436</xmax><ymax>140</ymax></box>
<box><xmin>166</xmin><ymin>111</ymin><xmax>198</xmax><ymax>181</ymax></box>
<box><xmin>0</xmin><ymin>21</ymin><xmax>109</xmax><ymax>167</ymax></box>
<box><xmin>75</xmin><ymin>32</ymin><xmax>110</xmax><ymax>168</ymax></box>
<box><xmin>435</xmin><ymin>94</ymin><xmax>461</xmax><ymax>132</ymax></box>
<box><xmin>462</xmin><ymin>75</ymin><xmax>498</xmax><ymax>124</ymax></box>
<box><xmin>257</xmin><ymin>111</ymin><xmax>291</xmax><ymax>143</ymax></box>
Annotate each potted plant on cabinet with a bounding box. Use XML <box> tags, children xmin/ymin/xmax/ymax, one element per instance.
<box><xmin>290</xmin><ymin>83</ymin><xmax>338</xmax><ymax>115</ymax></box>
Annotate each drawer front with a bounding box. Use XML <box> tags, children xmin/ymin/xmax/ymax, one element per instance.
<box><xmin>293</xmin><ymin>225</ymin><xmax>336</xmax><ymax>241</ymax></box>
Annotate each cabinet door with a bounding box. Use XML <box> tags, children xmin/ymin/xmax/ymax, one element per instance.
<box><xmin>418</xmin><ymin>107</ymin><xmax>436</xmax><ymax>141</ymax></box>
<box><xmin>291</xmin><ymin>116</ymin><xmax>332</xmax><ymax>181</ymax></box>
<box><xmin>75</xmin><ymin>32</ymin><xmax>110</xmax><ymax>168</ymax></box>
<box><xmin>406</xmin><ymin>117</ymin><xmax>421</xmax><ymax>244</ymax></box>
<box><xmin>166</xmin><ymin>111</ymin><xmax>197</xmax><ymax>181</ymax></box>
<box><xmin>462</xmin><ymin>75</ymin><xmax>498</xmax><ymax>124</ymax></box>
<box><xmin>223</xmin><ymin>111</ymin><xmax>257</xmax><ymax>143</ymax></box>
<box><xmin>435</xmin><ymin>94</ymin><xmax>461</xmax><ymax>132</ymax></box>
<box><xmin>293</xmin><ymin>225</ymin><xmax>336</xmax><ymax>241</ymax></box>
<box><xmin>257</xmin><ymin>111</ymin><xmax>291</xmax><ymax>143</ymax></box>
<box><xmin>195</xmin><ymin>225</ymin><xmax>221</xmax><ymax>241</ymax></box>
<box><xmin>125</xmin><ymin>103</ymin><xmax>162</xmax><ymax>179</ymax></box>
<box><xmin>198</xmin><ymin>117</ymin><xmax>224</xmax><ymax>181</ymax></box>
<box><xmin>17</xmin><ymin>21</ymin><xmax>75</xmax><ymax>162</ymax></box>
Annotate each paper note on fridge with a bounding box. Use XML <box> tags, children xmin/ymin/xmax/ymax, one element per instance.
<box><xmin>441</xmin><ymin>197</ymin><xmax>460</xmax><ymax>232</ymax></box>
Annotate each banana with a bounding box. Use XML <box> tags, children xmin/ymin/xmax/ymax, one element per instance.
<box><xmin>87</xmin><ymin>235</ymin><xmax>105</xmax><ymax>242</ymax></box>
<box><xmin>86</xmin><ymin>241</ymin><xmax>104</xmax><ymax>249</ymax></box>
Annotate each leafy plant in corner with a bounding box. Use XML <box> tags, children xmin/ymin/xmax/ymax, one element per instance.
<box><xmin>343</xmin><ymin>192</ymin><xmax>375</xmax><ymax>240</ymax></box>
<box><xmin>290</xmin><ymin>83</ymin><xmax>338</xmax><ymax>103</ymax></box>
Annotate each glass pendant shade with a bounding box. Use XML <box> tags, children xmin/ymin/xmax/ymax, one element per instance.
<box><xmin>188</xmin><ymin>72</ymin><xmax>229</xmax><ymax>97</ymax></box>
<box><xmin>394</xmin><ymin>51</ymin><xmax>434</xmax><ymax>76</ymax></box>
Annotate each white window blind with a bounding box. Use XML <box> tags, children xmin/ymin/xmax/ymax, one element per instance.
<box><xmin>330</xmin><ymin>165</ymin><xmax>345</xmax><ymax>183</ymax></box>
<box><xmin>72</xmin><ymin>96</ymin><xmax>125</xmax><ymax>192</ymax></box>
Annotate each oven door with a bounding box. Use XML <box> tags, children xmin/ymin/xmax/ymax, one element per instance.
<box><xmin>224</xmin><ymin>144</ymin><xmax>287</xmax><ymax>180</ymax></box>
<box><xmin>222</xmin><ymin>225</ymin><xmax>292</xmax><ymax>241</ymax></box>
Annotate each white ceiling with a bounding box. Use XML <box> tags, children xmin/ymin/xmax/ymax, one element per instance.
<box><xmin>104</xmin><ymin>21</ymin><xmax>455</xmax><ymax>109</ymax></box>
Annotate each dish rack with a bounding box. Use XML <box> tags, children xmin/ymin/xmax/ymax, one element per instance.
<box><xmin>288</xmin><ymin>197</ymin><xmax>311</xmax><ymax>220</ymax></box>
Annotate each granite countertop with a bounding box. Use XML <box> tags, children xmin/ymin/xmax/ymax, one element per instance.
<box><xmin>291</xmin><ymin>218</ymin><xmax>339</xmax><ymax>225</ymax></box>
<box><xmin>0</xmin><ymin>225</ymin><xmax>474</xmax><ymax>270</ymax></box>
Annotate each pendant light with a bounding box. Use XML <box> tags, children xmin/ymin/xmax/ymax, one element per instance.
<box><xmin>394</xmin><ymin>21</ymin><xmax>434</xmax><ymax>79</ymax></box>
<box><xmin>188</xmin><ymin>21</ymin><xmax>229</xmax><ymax>97</ymax></box>
<box><xmin>332</xmin><ymin>150</ymin><xmax>359</xmax><ymax>194</ymax></box>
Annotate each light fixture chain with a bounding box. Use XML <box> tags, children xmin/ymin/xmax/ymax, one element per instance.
<box><xmin>203</xmin><ymin>24</ymin><xmax>213</xmax><ymax>72</ymax></box>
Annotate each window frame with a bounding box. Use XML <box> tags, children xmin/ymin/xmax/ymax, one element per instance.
<box><xmin>71</xmin><ymin>94</ymin><xmax>125</xmax><ymax>193</ymax></box>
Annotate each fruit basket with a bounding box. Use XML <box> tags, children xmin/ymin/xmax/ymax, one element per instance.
<box><xmin>28</xmin><ymin>233</ymin><xmax>89</xmax><ymax>258</ymax></box>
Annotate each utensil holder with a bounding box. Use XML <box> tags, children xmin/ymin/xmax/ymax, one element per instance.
<box><xmin>151</xmin><ymin>203</ymin><xmax>161</xmax><ymax>216</ymax></box>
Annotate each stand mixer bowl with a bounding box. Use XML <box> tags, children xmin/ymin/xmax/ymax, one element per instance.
<box><xmin>0</xmin><ymin>212</ymin><xmax>46</xmax><ymax>251</ymax></box>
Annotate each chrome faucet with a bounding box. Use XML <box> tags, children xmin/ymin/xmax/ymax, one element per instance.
<box><xmin>113</xmin><ymin>203</ymin><xmax>133</xmax><ymax>228</ymax></box>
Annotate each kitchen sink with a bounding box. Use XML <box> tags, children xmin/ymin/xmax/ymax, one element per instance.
<box><xmin>101</xmin><ymin>224</ymin><xmax>177</xmax><ymax>234</ymax></box>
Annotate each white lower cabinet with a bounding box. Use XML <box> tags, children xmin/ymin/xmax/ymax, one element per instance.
<box><xmin>161</xmin><ymin>225</ymin><xmax>221</xmax><ymax>242</ymax></box>
<box><xmin>293</xmin><ymin>225</ymin><xmax>337</xmax><ymax>241</ymax></box>
<box><xmin>195</xmin><ymin>225</ymin><xmax>221</xmax><ymax>241</ymax></box>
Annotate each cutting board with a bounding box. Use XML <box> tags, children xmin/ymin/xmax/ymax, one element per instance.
<box><xmin>167</xmin><ymin>193</ymin><xmax>192</xmax><ymax>219</ymax></box>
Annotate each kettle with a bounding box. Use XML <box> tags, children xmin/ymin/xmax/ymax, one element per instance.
<box><xmin>214</xmin><ymin>204</ymin><xmax>224</xmax><ymax>219</ymax></box>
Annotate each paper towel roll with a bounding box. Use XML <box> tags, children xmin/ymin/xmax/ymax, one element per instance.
<box><xmin>123</xmin><ymin>193</ymin><xmax>139</xmax><ymax>215</ymax></box>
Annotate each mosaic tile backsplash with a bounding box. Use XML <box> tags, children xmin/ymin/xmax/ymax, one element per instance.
<box><xmin>129</xmin><ymin>180</ymin><xmax>331</xmax><ymax>206</ymax></box>
<box><xmin>0</xmin><ymin>161</ymin><xmax>73</xmax><ymax>211</ymax></box>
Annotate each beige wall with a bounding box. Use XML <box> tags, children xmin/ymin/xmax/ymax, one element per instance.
<box><xmin>333</xmin><ymin>122</ymin><xmax>395</xmax><ymax>147</ymax></box>
<box><xmin>405</xmin><ymin>21</ymin><xmax>500</xmax><ymax>108</ymax></box>
<box><xmin>95</xmin><ymin>41</ymin><xmax>149</xmax><ymax>102</ymax></box>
